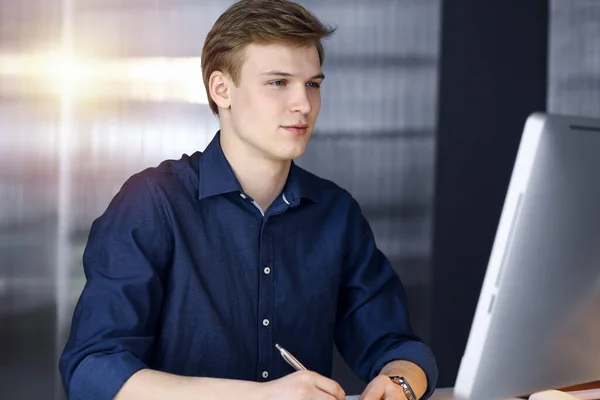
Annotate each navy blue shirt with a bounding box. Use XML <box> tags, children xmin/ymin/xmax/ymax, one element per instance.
<box><xmin>59</xmin><ymin>132</ymin><xmax>438</xmax><ymax>400</ymax></box>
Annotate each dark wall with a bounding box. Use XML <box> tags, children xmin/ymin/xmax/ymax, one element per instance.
<box><xmin>431</xmin><ymin>0</ymin><xmax>549</xmax><ymax>387</ymax></box>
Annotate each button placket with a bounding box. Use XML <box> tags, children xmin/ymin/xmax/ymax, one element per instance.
<box><xmin>257</xmin><ymin>222</ymin><xmax>274</xmax><ymax>381</ymax></box>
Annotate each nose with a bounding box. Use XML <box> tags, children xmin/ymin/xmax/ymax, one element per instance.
<box><xmin>289</xmin><ymin>86</ymin><xmax>312</xmax><ymax>115</ymax></box>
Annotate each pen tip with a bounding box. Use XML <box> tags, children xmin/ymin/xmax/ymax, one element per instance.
<box><xmin>275</xmin><ymin>343</ymin><xmax>282</xmax><ymax>350</ymax></box>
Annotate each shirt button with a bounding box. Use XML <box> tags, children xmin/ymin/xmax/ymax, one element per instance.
<box><xmin>262</xmin><ymin>319</ymin><xmax>270</xmax><ymax>327</ymax></box>
<box><xmin>264</xmin><ymin>267</ymin><xmax>271</xmax><ymax>275</ymax></box>
<box><xmin>240</xmin><ymin>193</ymin><xmax>247</xmax><ymax>199</ymax></box>
<box><xmin>262</xmin><ymin>370</ymin><xmax>269</xmax><ymax>379</ymax></box>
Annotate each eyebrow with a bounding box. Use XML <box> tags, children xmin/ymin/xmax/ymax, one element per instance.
<box><xmin>261</xmin><ymin>70</ymin><xmax>325</xmax><ymax>80</ymax></box>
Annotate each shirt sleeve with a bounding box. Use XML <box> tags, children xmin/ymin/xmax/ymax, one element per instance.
<box><xmin>334</xmin><ymin>195</ymin><xmax>438</xmax><ymax>399</ymax></box>
<box><xmin>59</xmin><ymin>174</ymin><xmax>173</xmax><ymax>400</ymax></box>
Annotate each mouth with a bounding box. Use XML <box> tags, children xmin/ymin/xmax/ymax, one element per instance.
<box><xmin>282</xmin><ymin>124</ymin><xmax>309</xmax><ymax>136</ymax></box>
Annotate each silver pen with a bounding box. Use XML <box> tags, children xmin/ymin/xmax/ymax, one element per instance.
<box><xmin>275</xmin><ymin>343</ymin><xmax>307</xmax><ymax>371</ymax></box>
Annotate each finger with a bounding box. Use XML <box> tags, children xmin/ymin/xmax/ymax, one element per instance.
<box><xmin>358</xmin><ymin>382</ymin><xmax>373</xmax><ymax>400</ymax></box>
<box><xmin>359</xmin><ymin>378</ymin><xmax>386</xmax><ymax>400</ymax></box>
<box><xmin>312</xmin><ymin>374</ymin><xmax>346</xmax><ymax>400</ymax></box>
<box><xmin>383</xmin><ymin>380</ymin><xmax>406</xmax><ymax>400</ymax></box>
<box><xmin>313</xmin><ymin>388</ymin><xmax>344</xmax><ymax>400</ymax></box>
<box><xmin>382</xmin><ymin>387</ymin><xmax>406</xmax><ymax>400</ymax></box>
<box><xmin>383</xmin><ymin>393</ymin><xmax>406</xmax><ymax>400</ymax></box>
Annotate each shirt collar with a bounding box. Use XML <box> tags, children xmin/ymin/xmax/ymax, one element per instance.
<box><xmin>198</xmin><ymin>131</ymin><xmax>243</xmax><ymax>200</ymax></box>
<box><xmin>198</xmin><ymin>131</ymin><xmax>321</xmax><ymax>204</ymax></box>
<box><xmin>284</xmin><ymin>161</ymin><xmax>321</xmax><ymax>204</ymax></box>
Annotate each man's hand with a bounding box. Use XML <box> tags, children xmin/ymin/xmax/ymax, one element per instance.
<box><xmin>260</xmin><ymin>370</ymin><xmax>346</xmax><ymax>400</ymax></box>
<box><xmin>359</xmin><ymin>360</ymin><xmax>428</xmax><ymax>400</ymax></box>
<box><xmin>115</xmin><ymin>368</ymin><xmax>344</xmax><ymax>400</ymax></box>
<box><xmin>359</xmin><ymin>374</ymin><xmax>406</xmax><ymax>400</ymax></box>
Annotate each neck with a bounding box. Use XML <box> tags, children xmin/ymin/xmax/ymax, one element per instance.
<box><xmin>219</xmin><ymin>129</ymin><xmax>291</xmax><ymax>213</ymax></box>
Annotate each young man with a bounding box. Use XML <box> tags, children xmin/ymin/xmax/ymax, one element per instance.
<box><xmin>59</xmin><ymin>1</ymin><xmax>438</xmax><ymax>399</ymax></box>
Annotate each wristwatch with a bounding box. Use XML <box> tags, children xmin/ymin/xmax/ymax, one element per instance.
<box><xmin>389</xmin><ymin>376</ymin><xmax>417</xmax><ymax>400</ymax></box>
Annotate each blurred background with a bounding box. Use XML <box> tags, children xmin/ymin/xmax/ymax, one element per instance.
<box><xmin>0</xmin><ymin>0</ymin><xmax>599</xmax><ymax>399</ymax></box>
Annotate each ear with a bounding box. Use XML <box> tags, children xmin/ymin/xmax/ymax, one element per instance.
<box><xmin>208</xmin><ymin>70</ymin><xmax>231</xmax><ymax>110</ymax></box>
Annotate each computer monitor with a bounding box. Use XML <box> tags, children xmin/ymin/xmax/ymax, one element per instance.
<box><xmin>454</xmin><ymin>113</ymin><xmax>600</xmax><ymax>400</ymax></box>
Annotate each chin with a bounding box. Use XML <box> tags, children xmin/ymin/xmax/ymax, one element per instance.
<box><xmin>263</xmin><ymin>135</ymin><xmax>310</xmax><ymax>161</ymax></box>
<box><xmin>272</xmin><ymin>146</ymin><xmax>307</xmax><ymax>161</ymax></box>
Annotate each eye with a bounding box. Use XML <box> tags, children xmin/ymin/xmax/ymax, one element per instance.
<box><xmin>269</xmin><ymin>80</ymin><xmax>287</xmax><ymax>87</ymax></box>
<box><xmin>307</xmin><ymin>82</ymin><xmax>321</xmax><ymax>89</ymax></box>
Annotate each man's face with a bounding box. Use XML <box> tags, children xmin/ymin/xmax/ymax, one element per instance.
<box><xmin>227</xmin><ymin>43</ymin><xmax>323</xmax><ymax>162</ymax></box>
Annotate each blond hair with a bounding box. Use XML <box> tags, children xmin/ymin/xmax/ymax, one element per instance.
<box><xmin>201</xmin><ymin>0</ymin><xmax>335</xmax><ymax>115</ymax></box>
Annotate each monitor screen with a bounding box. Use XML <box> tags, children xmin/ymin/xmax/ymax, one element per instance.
<box><xmin>454</xmin><ymin>113</ymin><xmax>600</xmax><ymax>400</ymax></box>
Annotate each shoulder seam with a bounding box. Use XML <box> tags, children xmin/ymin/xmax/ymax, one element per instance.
<box><xmin>140</xmin><ymin>175</ymin><xmax>174</xmax><ymax>252</ymax></box>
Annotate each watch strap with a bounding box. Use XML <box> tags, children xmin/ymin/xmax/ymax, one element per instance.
<box><xmin>388</xmin><ymin>375</ymin><xmax>417</xmax><ymax>400</ymax></box>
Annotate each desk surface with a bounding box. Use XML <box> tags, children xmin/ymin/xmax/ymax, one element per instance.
<box><xmin>346</xmin><ymin>387</ymin><xmax>600</xmax><ymax>400</ymax></box>
<box><xmin>347</xmin><ymin>388</ymin><xmax>520</xmax><ymax>399</ymax></box>
<box><xmin>426</xmin><ymin>387</ymin><xmax>600</xmax><ymax>400</ymax></box>
<box><xmin>430</xmin><ymin>388</ymin><xmax>457</xmax><ymax>400</ymax></box>
<box><xmin>346</xmin><ymin>388</ymin><xmax>457</xmax><ymax>400</ymax></box>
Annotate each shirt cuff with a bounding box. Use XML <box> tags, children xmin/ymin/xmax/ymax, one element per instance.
<box><xmin>69</xmin><ymin>351</ymin><xmax>147</xmax><ymax>400</ymax></box>
<box><xmin>369</xmin><ymin>341</ymin><xmax>439</xmax><ymax>399</ymax></box>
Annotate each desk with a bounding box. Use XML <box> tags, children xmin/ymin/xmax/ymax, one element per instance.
<box><xmin>430</xmin><ymin>388</ymin><xmax>459</xmax><ymax>399</ymax></box>
<box><xmin>346</xmin><ymin>388</ymin><xmax>460</xmax><ymax>400</ymax></box>
<box><xmin>427</xmin><ymin>388</ymin><xmax>521</xmax><ymax>399</ymax></box>
<box><xmin>346</xmin><ymin>387</ymin><xmax>600</xmax><ymax>400</ymax></box>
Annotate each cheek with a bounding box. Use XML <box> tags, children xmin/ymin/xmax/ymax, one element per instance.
<box><xmin>236</xmin><ymin>89</ymin><xmax>257</xmax><ymax>108</ymax></box>
<box><xmin>264</xmin><ymin>89</ymin><xmax>289</xmax><ymax>105</ymax></box>
<box><xmin>310</xmin><ymin>93</ymin><xmax>322</xmax><ymax>115</ymax></box>
<box><xmin>262</xmin><ymin>91</ymin><xmax>293</xmax><ymax>117</ymax></box>
<box><xmin>235</xmin><ymin>90</ymin><xmax>267</xmax><ymax>120</ymax></box>
<box><xmin>239</xmin><ymin>90</ymin><xmax>284</xmax><ymax>126</ymax></box>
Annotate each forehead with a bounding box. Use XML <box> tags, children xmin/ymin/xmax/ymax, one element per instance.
<box><xmin>240</xmin><ymin>43</ymin><xmax>322</xmax><ymax>77</ymax></box>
